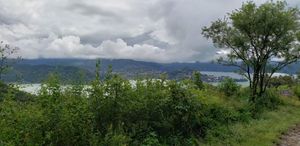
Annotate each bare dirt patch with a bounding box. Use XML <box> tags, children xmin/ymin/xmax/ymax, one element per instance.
<box><xmin>278</xmin><ymin>124</ymin><xmax>300</xmax><ymax>146</ymax></box>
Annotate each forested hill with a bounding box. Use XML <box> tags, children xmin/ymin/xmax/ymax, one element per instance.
<box><xmin>16</xmin><ymin>58</ymin><xmax>240</xmax><ymax>72</ymax></box>
<box><xmin>2</xmin><ymin>58</ymin><xmax>299</xmax><ymax>83</ymax></box>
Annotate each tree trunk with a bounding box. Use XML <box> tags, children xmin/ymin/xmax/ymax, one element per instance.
<box><xmin>258</xmin><ymin>71</ymin><xmax>265</xmax><ymax>97</ymax></box>
<box><xmin>250</xmin><ymin>65</ymin><xmax>264</xmax><ymax>103</ymax></box>
<box><xmin>250</xmin><ymin>72</ymin><xmax>259</xmax><ymax>102</ymax></box>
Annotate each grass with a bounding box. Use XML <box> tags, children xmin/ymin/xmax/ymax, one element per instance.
<box><xmin>201</xmin><ymin>96</ymin><xmax>300</xmax><ymax>146</ymax></box>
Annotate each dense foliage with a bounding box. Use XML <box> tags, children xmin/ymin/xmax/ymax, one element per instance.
<box><xmin>268</xmin><ymin>75</ymin><xmax>295</xmax><ymax>88</ymax></box>
<box><xmin>0</xmin><ymin>42</ymin><xmax>19</xmax><ymax>80</ymax></box>
<box><xmin>5</xmin><ymin>59</ymin><xmax>300</xmax><ymax>146</ymax></box>
<box><xmin>1</xmin><ymin>1</ymin><xmax>300</xmax><ymax>145</ymax></box>
<box><xmin>218</xmin><ymin>78</ymin><xmax>240</xmax><ymax>97</ymax></box>
<box><xmin>0</xmin><ymin>82</ymin><xmax>32</xmax><ymax>102</ymax></box>
<box><xmin>0</xmin><ymin>66</ymin><xmax>259</xmax><ymax>146</ymax></box>
<box><xmin>293</xmin><ymin>85</ymin><xmax>300</xmax><ymax>100</ymax></box>
<box><xmin>202</xmin><ymin>1</ymin><xmax>300</xmax><ymax>102</ymax></box>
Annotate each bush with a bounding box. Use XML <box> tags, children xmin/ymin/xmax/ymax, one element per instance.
<box><xmin>192</xmin><ymin>71</ymin><xmax>204</xmax><ymax>90</ymax></box>
<box><xmin>0</xmin><ymin>82</ymin><xmax>33</xmax><ymax>102</ymax></box>
<box><xmin>218</xmin><ymin>78</ymin><xmax>240</xmax><ymax>97</ymax></box>
<box><xmin>141</xmin><ymin>132</ymin><xmax>161</xmax><ymax>146</ymax></box>
<box><xmin>293</xmin><ymin>85</ymin><xmax>300</xmax><ymax>99</ymax></box>
<box><xmin>0</xmin><ymin>72</ymin><xmax>253</xmax><ymax>146</ymax></box>
<box><xmin>268</xmin><ymin>75</ymin><xmax>295</xmax><ymax>88</ymax></box>
<box><xmin>251</xmin><ymin>89</ymin><xmax>283</xmax><ymax>117</ymax></box>
<box><xmin>0</xmin><ymin>64</ymin><xmax>269</xmax><ymax>145</ymax></box>
<box><xmin>199</xmin><ymin>103</ymin><xmax>252</xmax><ymax>144</ymax></box>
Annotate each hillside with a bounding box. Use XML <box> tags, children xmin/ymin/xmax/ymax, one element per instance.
<box><xmin>2</xmin><ymin>64</ymin><xmax>95</xmax><ymax>83</ymax></box>
<box><xmin>3</xmin><ymin>58</ymin><xmax>298</xmax><ymax>83</ymax></box>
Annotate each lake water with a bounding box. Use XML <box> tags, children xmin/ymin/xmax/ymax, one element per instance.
<box><xmin>201</xmin><ymin>71</ymin><xmax>291</xmax><ymax>79</ymax></box>
<box><xmin>201</xmin><ymin>71</ymin><xmax>244</xmax><ymax>79</ymax></box>
<box><xmin>200</xmin><ymin>71</ymin><xmax>291</xmax><ymax>87</ymax></box>
<box><xmin>19</xmin><ymin>84</ymin><xmax>41</xmax><ymax>94</ymax></box>
<box><xmin>18</xmin><ymin>72</ymin><xmax>292</xmax><ymax>94</ymax></box>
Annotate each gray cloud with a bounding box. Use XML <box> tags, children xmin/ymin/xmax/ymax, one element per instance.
<box><xmin>68</xmin><ymin>2</ymin><xmax>124</xmax><ymax>24</ymax></box>
<box><xmin>148</xmin><ymin>0</ymin><xmax>269</xmax><ymax>62</ymax></box>
<box><xmin>0</xmin><ymin>0</ymin><xmax>298</xmax><ymax>62</ymax></box>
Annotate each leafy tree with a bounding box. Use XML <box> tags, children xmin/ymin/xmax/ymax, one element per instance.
<box><xmin>192</xmin><ymin>71</ymin><xmax>204</xmax><ymax>90</ymax></box>
<box><xmin>0</xmin><ymin>42</ymin><xmax>18</xmax><ymax>81</ymax></box>
<box><xmin>202</xmin><ymin>1</ymin><xmax>300</xmax><ymax>102</ymax></box>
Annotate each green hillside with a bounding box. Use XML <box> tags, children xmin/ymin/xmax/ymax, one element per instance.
<box><xmin>1</xmin><ymin>70</ymin><xmax>300</xmax><ymax>145</ymax></box>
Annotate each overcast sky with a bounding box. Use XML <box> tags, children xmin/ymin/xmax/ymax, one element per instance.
<box><xmin>0</xmin><ymin>0</ymin><xmax>299</xmax><ymax>62</ymax></box>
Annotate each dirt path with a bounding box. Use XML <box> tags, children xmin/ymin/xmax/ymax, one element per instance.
<box><xmin>278</xmin><ymin>124</ymin><xmax>300</xmax><ymax>146</ymax></box>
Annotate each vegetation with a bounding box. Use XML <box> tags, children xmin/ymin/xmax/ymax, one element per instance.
<box><xmin>0</xmin><ymin>41</ymin><xmax>18</xmax><ymax>81</ymax></box>
<box><xmin>202</xmin><ymin>1</ymin><xmax>300</xmax><ymax>102</ymax></box>
<box><xmin>218</xmin><ymin>77</ymin><xmax>240</xmax><ymax>96</ymax></box>
<box><xmin>0</xmin><ymin>81</ymin><xmax>32</xmax><ymax>102</ymax></box>
<box><xmin>268</xmin><ymin>75</ymin><xmax>295</xmax><ymax>88</ymax></box>
<box><xmin>3</xmin><ymin>64</ymin><xmax>95</xmax><ymax>84</ymax></box>
<box><xmin>3</xmin><ymin>59</ymin><xmax>249</xmax><ymax>83</ymax></box>
<box><xmin>293</xmin><ymin>85</ymin><xmax>300</xmax><ymax>99</ymax></box>
<box><xmin>201</xmin><ymin>97</ymin><xmax>300</xmax><ymax>146</ymax></box>
<box><xmin>1</xmin><ymin>61</ymin><xmax>300</xmax><ymax>145</ymax></box>
<box><xmin>192</xmin><ymin>71</ymin><xmax>204</xmax><ymax>90</ymax></box>
<box><xmin>1</xmin><ymin>1</ymin><xmax>300</xmax><ymax>146</ymax></box>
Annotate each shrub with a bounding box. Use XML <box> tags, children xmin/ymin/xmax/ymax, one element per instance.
<box><xmin>192</xmin><ymin>71</ymin><xmax>204</xmax><ymax>90</ymax></box>
<box><xmin>293</xmin><ymin>85</ymin><xmax>300</xmax><ymax>99</ymax></box>
<box><xmin>251</xmin><ymin>89</ymin><xmax>283</xmax><ymax>117</ymax></box>
<box><xmin>0</xmin><ymin>82</ymin><xmax>33</xmax><ymax>102</ymax></box>
<box><xmin>0</xmin><ymin>64</ymin><xmax>270</xmax><ymax>145</ymax></box>
<box><xmin>141</xmin><ymin>132</ymin><xmax>161</xmax><ymax>146</ymax></box>
<box><xmin>268</xmin><ymin>75</ymin><xmax>295</xmax><ymax>88</ymax></box>
<box><xmin>199</xmin><ymin>103</ymin><xmax>251</xmax><ymax>143</ymax></box>
<box><xmin>218</xmin><ymin>78</ymin><xmax>240</xmax><ymax>96</ymax></box>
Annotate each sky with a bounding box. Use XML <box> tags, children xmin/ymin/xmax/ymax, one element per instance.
<box><xmin>0</xmin><ymin>0</ymin><xmax>299</xmax><ymax>63</ymax></box>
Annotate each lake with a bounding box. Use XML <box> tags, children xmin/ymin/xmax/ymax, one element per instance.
<box><xmin>18</xmin><ymin>72</ymin><xmax>292</xmax><ymax>94</ymax></box>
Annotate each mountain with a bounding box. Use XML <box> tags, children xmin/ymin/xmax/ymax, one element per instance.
<box><xmin>3</xmin><ymin>64</ymin><xmax>95</xmax><ymax>83</ymax></box>
<box><xmin>2</xmin><ymin>58</ymin><xmax>299</xmax><ymax>83</ymax></box>
<box><xmin>15</xmin><ymin>58</ymin><xmax>240</xmax><ymax>72</ymax></box>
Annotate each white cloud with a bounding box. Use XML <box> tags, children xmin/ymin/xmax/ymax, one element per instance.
<box><xmin>14</xmin><ymin>35</ymin><xmax>170</xmax><ymax>62</ymax></box>
<box><xmin>98</xmin><ymin>39</ymin><xmax>168</xmax><ymax>62</ymax></box>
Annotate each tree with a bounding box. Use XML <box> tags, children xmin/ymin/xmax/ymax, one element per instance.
<box><xmin>202</xmin><ymin>1</ymin><xmax>300</xmax><ymax>102</ymax></box>
<box><xmin>192</xmin><ymin>71</ymin><xmax>204</xmax><ymax>90</ymax></box>
<box><xmin>0</xmin><ymin>41</ymin><xmax>18</xmax><ymax>81</ymax></box>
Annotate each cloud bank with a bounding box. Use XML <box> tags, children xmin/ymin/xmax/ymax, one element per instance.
<box><xmin>0</xmin><ymin>0</ymin><xmax>298</xmax><ymax>62</ymax></box>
